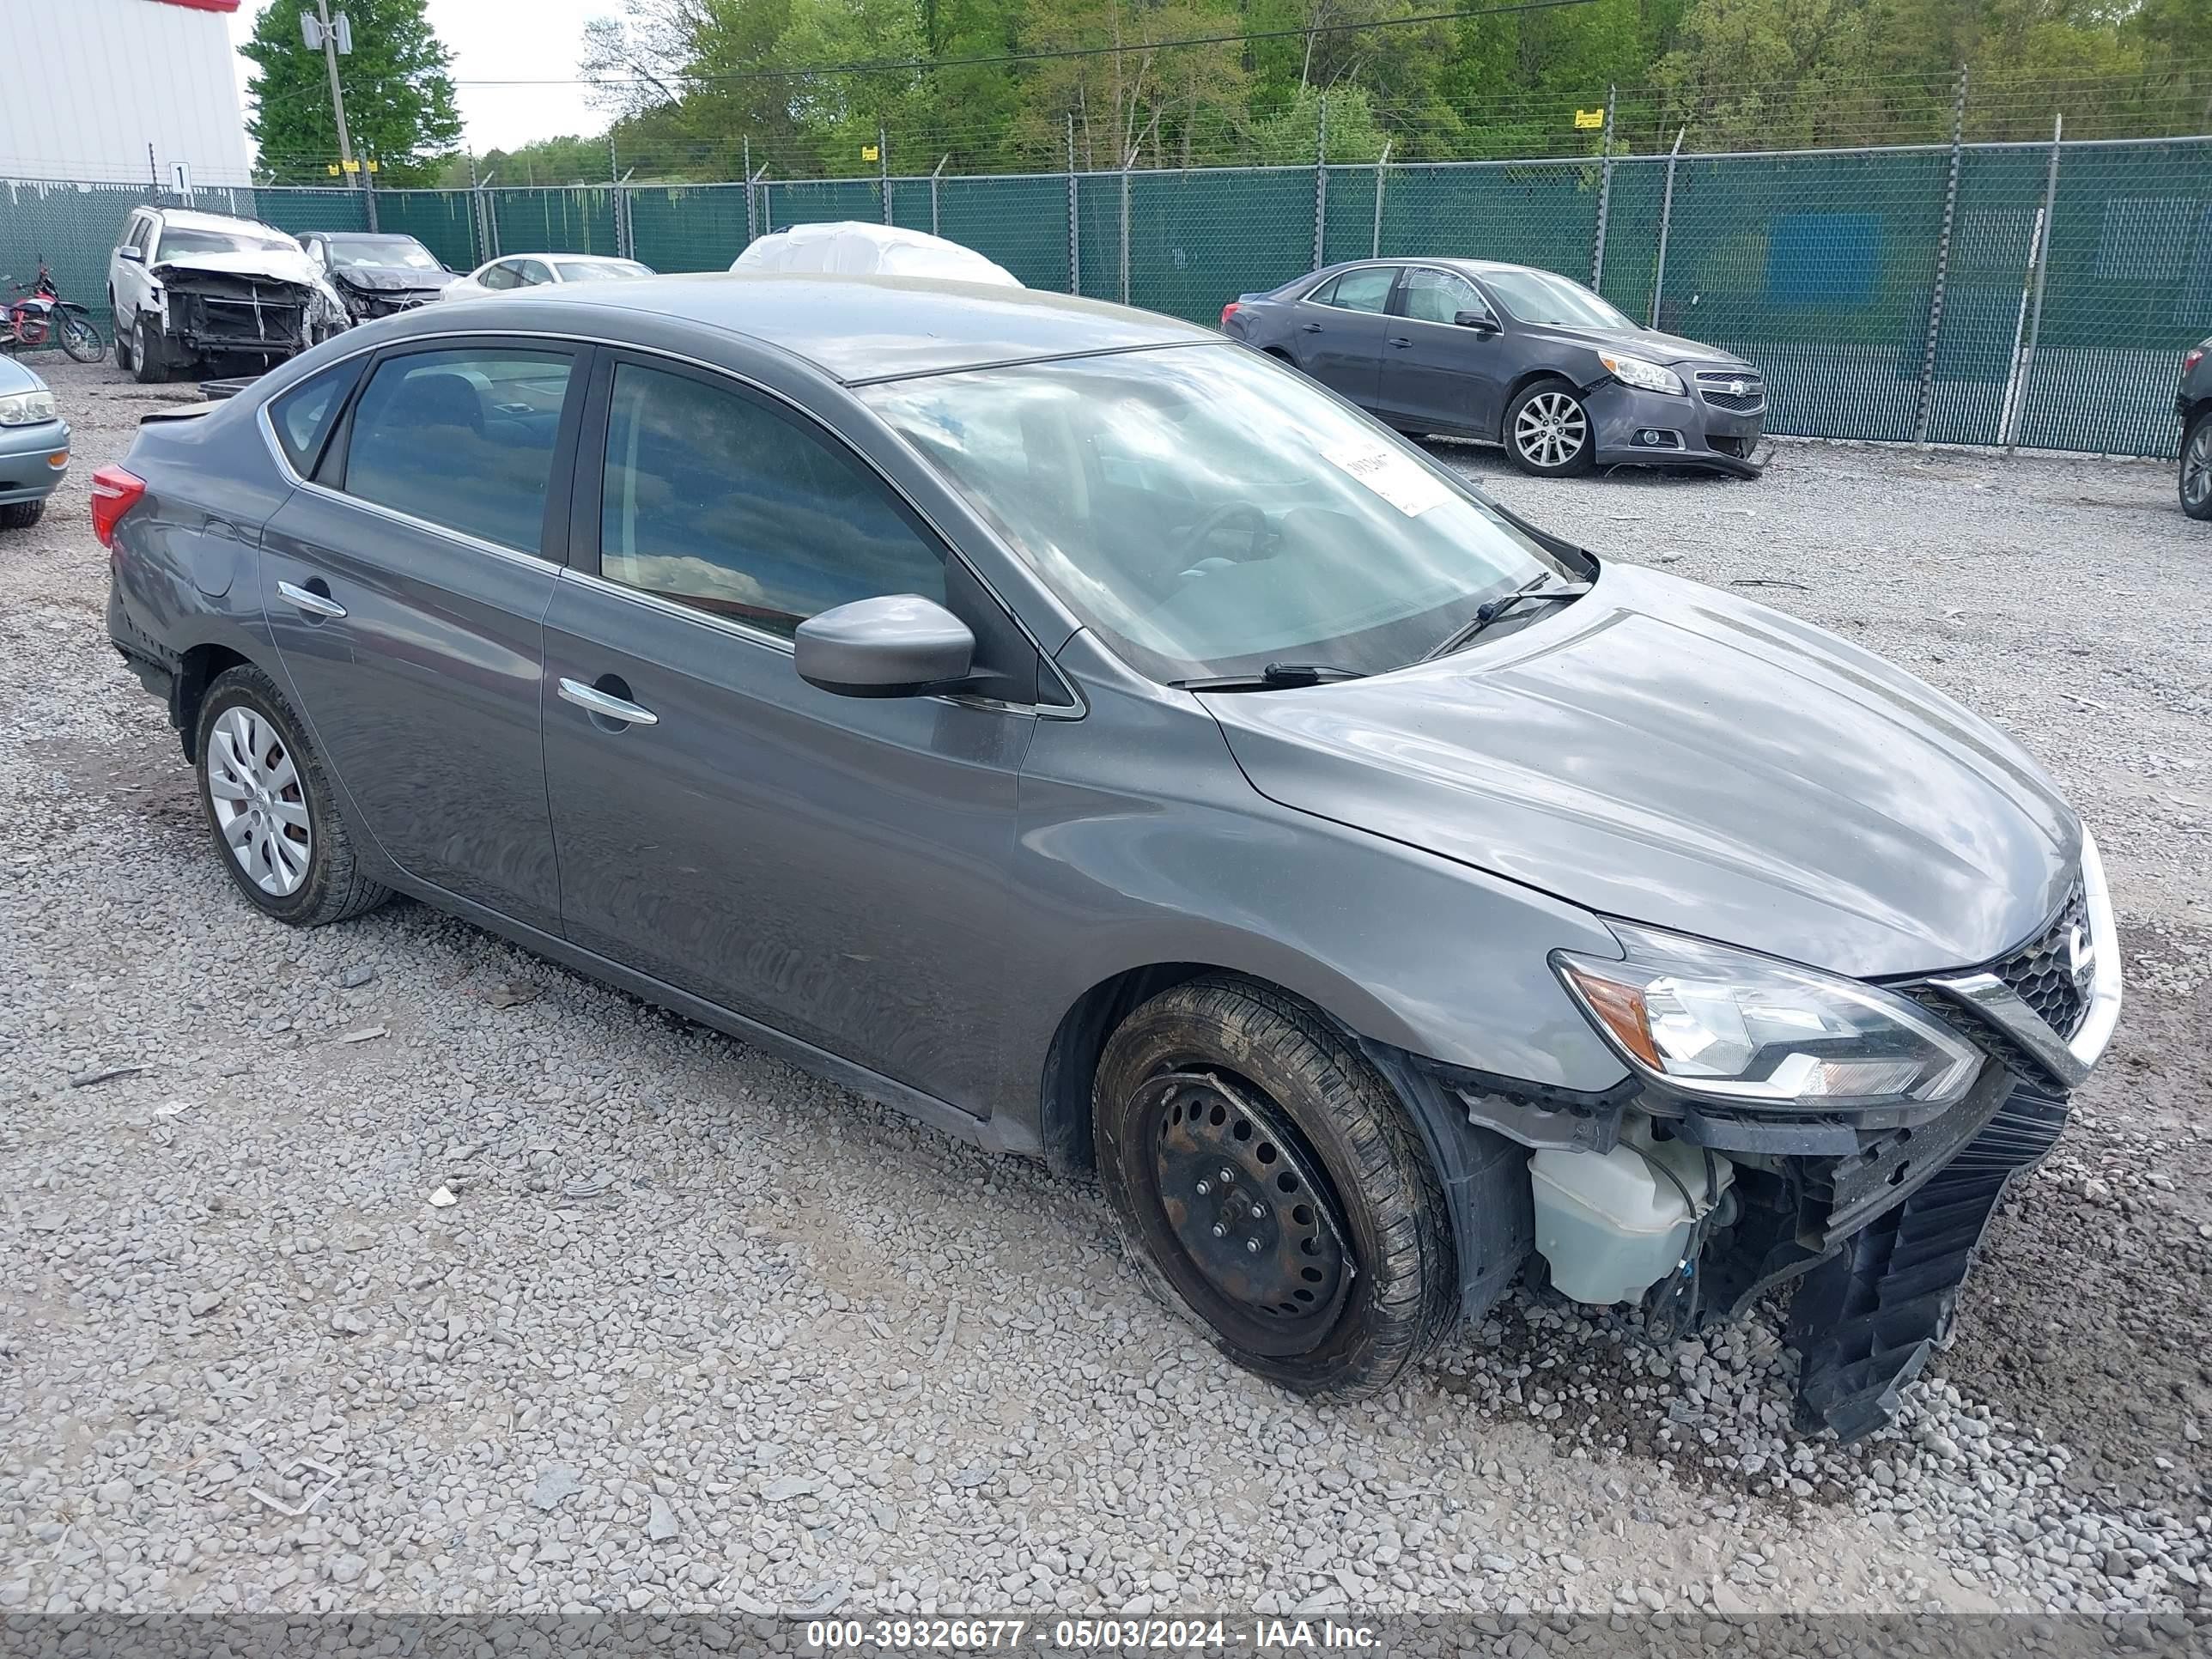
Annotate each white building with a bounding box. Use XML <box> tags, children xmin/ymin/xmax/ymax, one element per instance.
<box><xmin>0</xmin><ymin>0</ymin><xmax>252</xmax><ymax>186</ymax></box>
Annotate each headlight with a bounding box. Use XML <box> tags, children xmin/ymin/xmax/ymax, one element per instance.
<box><xmin>1597</xmin><ymin>353</ymin><xmax>1686</xmax><ymax>396</ymax></box>
<box><xmin>0</xmin><ymin>390</ymin><xmax>58</xmax><ymax>427</ymax></box>
<box><xmin>1553</xmin><ymin>922</ymin><xmax>1981</xmax><ymax>1112</ymax></box>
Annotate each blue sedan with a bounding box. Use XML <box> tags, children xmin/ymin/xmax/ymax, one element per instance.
<box><xmin>0</xmin><ymin>356</ymin><xmax>70</xmax><ymax>529</ymax></box>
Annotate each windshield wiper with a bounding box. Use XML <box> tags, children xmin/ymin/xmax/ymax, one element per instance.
<box><xmin>1419</xmin><ymin>580</ymin><xmax>1591</xmax><ymax>662</ymax></box>
<box><xmin>1172</xmin><ymin>662</ymin><xmax>1370</xmax><ymax>693</ymax></box>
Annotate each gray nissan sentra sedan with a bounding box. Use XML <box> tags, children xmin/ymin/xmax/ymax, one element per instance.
<box><xmin>100</xmin><ymin>275</ymin><xmax>2118</xmax><ymax>1437</ymax></box>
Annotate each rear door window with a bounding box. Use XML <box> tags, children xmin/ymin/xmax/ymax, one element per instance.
<box><xmin>477</xmin><ymin>262</ymin><xmax>520</xmax><ymax>291</ymax></box>
<box><xmin>269</xmin><ymin>358</ymin><xmax>366</xmax><ymax>476</ymax></box>
<box><xmin>1320</xmin><ymin>267</ymin><xmax>1395</xmax><ymax>314</ymax></box>
<box><xmin>338</xmin><ymin>347</ymin><xmax>575</xmax><ymax>553</ymax></box>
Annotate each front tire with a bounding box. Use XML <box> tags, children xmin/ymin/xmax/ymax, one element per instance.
<box><xmin>112</xmin><ymin>300</ymin><xmax>134</xmax><ymax>371</ymax></box>
<box><xmin>0</xmin><ymin>499</ymin><xmax>45</xmax><ymax>530</ymax></box>
<box><xmin>132</xmin><ymin>314</ymin><xmax>169</xmax><ymax>385</ymax></box>
<box><xmin>2182</xmin><ymin>409</ymin><xmax>2212</xmax><ymax>521</ymax></box>
<box><xmin>1093</xmin><ymin>975</ymin><xmax>1455</xmax><ymax>1397</ymax></box>
<box><xmin>194</xmin><ymin>665</ymin><xmax>392</xmax><ymax>927</ymax></box>
<box><xmin>1504</xmin><ymin>379</ymin><xmax>1595</xmax><ymax>477</ymax></box>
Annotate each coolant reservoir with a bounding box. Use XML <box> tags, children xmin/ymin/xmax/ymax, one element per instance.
<box><xmin>1528</xmin><ymin>1128</ymin><xmax>1733</xmax><ymax>1307</ymax></box>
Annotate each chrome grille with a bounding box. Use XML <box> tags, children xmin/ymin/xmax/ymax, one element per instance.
<box><xmin>1993</xmin><ymin>883</ymin><xmax>2090</xmax><ymax>1041</ymax></box>
<box><xmin>1695</xmin><ymin>368</ymin><xmax>1766</xmax><ymax>415</ymax></box>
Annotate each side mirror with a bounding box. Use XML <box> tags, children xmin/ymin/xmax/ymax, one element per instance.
<box><xmin>1455</xmin><ymin>310</ymin><xmax>1498</xmax><ymax>334</ymax></box>
<box><xmin>118</xmin><ymin>246</ymin><xmax>145</xmax><ymax>264</ymax></box>
<box><xmin>796</xmin><ymin>594</ymin><xmax>975</xmax><ymax>699</ymax></box>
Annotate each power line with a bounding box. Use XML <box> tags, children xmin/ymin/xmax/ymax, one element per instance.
<box><xmin>455</xmin><ymin>0</ymin><xmax>1596</xmax><ymax>88</ymax></box>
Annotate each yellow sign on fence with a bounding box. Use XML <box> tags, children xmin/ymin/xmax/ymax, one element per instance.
<box><xmin>1574</xmin><ymin>108</ymin><xmax>1606</xmax><ymax>130</ymax></box>
<box><xmin>862</xmin><ymin>144</ymin><xmax>880</xmax><ymax>161</ymax></box>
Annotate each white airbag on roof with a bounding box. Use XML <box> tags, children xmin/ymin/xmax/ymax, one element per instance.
<box><xmin>730</xmin><ymin>222</ymin><xmax>1021</xmax><ymax>286</ymax></box>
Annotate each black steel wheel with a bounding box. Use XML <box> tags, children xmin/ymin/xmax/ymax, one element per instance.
<box><xmin>1093</xmin><ymin>975</ymin><xmax>1455</xmax><ymax>1396</ymax></box>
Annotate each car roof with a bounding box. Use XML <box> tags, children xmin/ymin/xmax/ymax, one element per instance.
<box><xmin>422</xmin><ymin>271</ymin><xmax>1211</xmax><ymax>385</ymax></box>
<box><xmin>484</xmin><ymin>252</ymin><xmax>645</xmax><ymax>264</ymax></box>
<box><xmin>152</xmin><ymin>207</ymin><xmax>283</xmax><ymax>235</ymax></box>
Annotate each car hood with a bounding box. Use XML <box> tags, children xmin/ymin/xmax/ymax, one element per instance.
<box><xmin>1200</xmin><ymin>563</ymin><xmax>2078</xmax><ymax>979</ymax></box>
<box><xmin>0</xmin><ymin>354</ymin><xmax>45</xmax><ymax>395</ymax></box>
<box><xmin>331</xmin><ymin>264</ymin><xmax>455</xmax><ymax>293</ymax></box>
<box><xmin>150</xmin><ymin>249</ymin><xmax>325</xmax><ymax>289</ymax></box>
<box><xmin>1522</xmin><ymin>321</ymin><xmax>1750</xmax><ymax>369</ymax></box>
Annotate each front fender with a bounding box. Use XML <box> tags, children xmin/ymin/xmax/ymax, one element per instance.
<box><xmin>997</xmin><ymin>634</ymin><xmax>1632</xmax><ymax>1130</ymax></box>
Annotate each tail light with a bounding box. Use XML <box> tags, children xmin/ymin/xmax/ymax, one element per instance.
<box><xmin>2187</xmin><ymin>347</ymin><xmax>2205</xmax><ymax>374</ymax></box>
<box><xmin>90</xmin><ymin>465</ymin><xmax>146</xmax><ymax>550</ymax></box>
<box><xmin>1219</xmin><ymin>300</ymin><xmax>1243</xmax><ymax>329</ymax></box>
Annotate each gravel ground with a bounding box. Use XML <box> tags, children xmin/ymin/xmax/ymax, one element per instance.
<box><xmin>1</xmin><ymin>360</ymin><xmax>2207</xmax><ymax>1627</ymax></box>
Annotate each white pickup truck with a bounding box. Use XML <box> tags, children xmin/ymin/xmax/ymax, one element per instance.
<box><xmin>109</xmin><ymin>207</ymin><xmax>347</xmax><ymax>385</ymax></box>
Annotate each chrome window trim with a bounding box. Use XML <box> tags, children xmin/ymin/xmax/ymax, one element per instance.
<box><xmin>255</xmin><ymin>325</ymin><xmax>1085</xmax><ymax>719</ymax></box>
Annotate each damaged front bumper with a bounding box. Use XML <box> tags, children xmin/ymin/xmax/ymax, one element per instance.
<box><xmin>1421</xmin><ymin>847</ymin><xmax>2121</xmax><ymax>1442</ymax></box>
<box><xmin>158</xmin><ymin>272</ymin><xmax>319</xmax><ymax>362</ymax></box>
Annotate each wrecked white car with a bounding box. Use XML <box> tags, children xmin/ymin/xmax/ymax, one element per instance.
<box><xmin>108</xmin><ymin>208</ymin><xmax>346</xmax><ymax>385</ymax></box>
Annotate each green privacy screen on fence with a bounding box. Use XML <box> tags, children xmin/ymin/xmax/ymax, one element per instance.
<box><xmin>6</xmin><ymin>133</ymin><xmax>2210</xmax><ymax>457</ymax></box>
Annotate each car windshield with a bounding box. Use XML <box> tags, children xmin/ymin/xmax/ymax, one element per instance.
<box><xmin>864</xmin><ymin>344</ymin><xmax>1573</xmax><ymax>684</ymax></box>
<box><xmin>156</xmin><ymin>227</ymin><xmax>293</xmax><ymax>257</ymax></box>
<box><xmin>1480</xmin><ymin>267</ymin><xmax>1633</xmax><ymax>331</ymax></box>
<box><xmin>555</xmin><ymin>258</ymin><xmax>651</xmax><ymax>282</ymax></box>
<box><xmin>330</xmin><ymin>237</ymin><xmax>440</xmax><ymax>270</ymax></box>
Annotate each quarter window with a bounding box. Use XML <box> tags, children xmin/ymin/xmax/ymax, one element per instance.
<box><xmin>269</xmin><ymin>358</ymin><xmax>365</xmax><ymax>476</ymax></box>
<box><xmin>1401</xmin><ymin>268</ymin><xmax>1486</xmax><ymax>325</ymax></box>
<box><xmin>340</xmin><ymin>348</ymin><xmax>574</xmax><ymax>553</ymax></box>
<box><xmin>1317</xmin><ymin>267</ymin><xmax>1395</xmax><ymax>314</ymax></box>
<box><xmin>598</xmin><ymin>361</ymin><xmax>944</xmax><ymax>637</ymax></box>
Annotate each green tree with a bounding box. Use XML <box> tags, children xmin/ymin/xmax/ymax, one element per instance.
<box><xmin>243</xmin><ymin>0</ymin><xmax>465</xmax><ymax>185</ymax></box>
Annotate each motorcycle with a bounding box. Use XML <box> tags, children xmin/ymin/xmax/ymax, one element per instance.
<box><xmin>3</xmin><ymin>264</ymin><xmax>104</xmax><ymax>363</ymax></box>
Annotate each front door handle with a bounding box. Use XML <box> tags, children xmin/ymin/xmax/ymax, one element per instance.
<box><xmin>558</xmin><ymin>677</ymin><xmax>659</xmax><ymax>727</ymax></box>
<box><xmin>276</xmin><ymin>578</ymin><xmax>346</xmax><ymax>619</ymax></box>
<box><xmin>1301</xmin><ymin>322</ymin><xmax>1323</xmax><ymax>333</ymax></box>
<box><xmin>1389</xmin><ymin>336</ymin><xmax>1413</xmax><ymax>348</ymax></box>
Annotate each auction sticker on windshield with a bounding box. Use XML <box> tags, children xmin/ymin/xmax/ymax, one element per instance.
<box><xmin>1321</xmin><ymin>437</ymin><xmax>1456</xmax><ymax>517</ymax></box>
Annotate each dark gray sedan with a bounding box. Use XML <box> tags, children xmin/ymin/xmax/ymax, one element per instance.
<box><xmin>1223</xmin><ymin>258</ymin><xmax>1766</xmax><ymax>478</ymax></box>
<box><xmin>98</xmin><ymin>276</ymin><xmax>2115</xmax><ymax>1436</ymax></box>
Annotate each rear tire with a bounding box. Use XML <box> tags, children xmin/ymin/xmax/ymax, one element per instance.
<box><xmin>0</xmin><ymin>499</ymin><xmax>44</xmax><ymax>530</ymax></box>
<box><xmin>193</xmin><ymin>665</ymin><xmax>392</xmax><ymax>927</ymax></box>
<box><xmin>1092</xmin><ymin>975</ymin><xmax>1455</xmax><ymax>1398</ymax></box>
<box><xmin>2181</xmin><ymin>409</ymin><xmax>2212</xmax><ymax>521</ymax></box>
<box><xmin>58</xmin><ymin>313</ymin><xmax>101</xmax><ymax>363</ymax></box>
<box><xmin>1504</xmin><ymin>379</ymin><xmax>1595</xmax><ymax>477</ymax></box>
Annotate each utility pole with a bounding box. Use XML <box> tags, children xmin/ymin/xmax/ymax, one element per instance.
<box><xmin>304</xmin><ymin>3</ymin><xmax>363</xmax><ymax>197</ymax></box>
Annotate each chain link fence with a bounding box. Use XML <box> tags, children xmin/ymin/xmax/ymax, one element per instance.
<box><xmin>6</xmin><ymin>126</ymin><xmax>2210</xmax><ymax>458</ymax></box>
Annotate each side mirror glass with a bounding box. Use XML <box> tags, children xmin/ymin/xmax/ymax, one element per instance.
<box><xmin>1455</xmin><ymin>309</ymin><xmax>1498</xmax><ymax>334</ymax></box>
<box><xmin>796</xmin><ymin>594</ymin><xmax>975</xmax><ymax>699</ymax></box>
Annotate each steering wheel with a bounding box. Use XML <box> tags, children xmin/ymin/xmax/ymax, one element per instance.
<box><xmin>1168</xmin><ymin>501</ymin><xmax>1272</xmax><ymax>572</ymax></box>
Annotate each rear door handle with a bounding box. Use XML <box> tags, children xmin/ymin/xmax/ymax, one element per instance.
<box><xmin>559</xmin><ymin>678</ymin><xmax>659</xmax><ymax>727</ymax></box>
<box><xmin>276</xmin><ymin>578</ymin><xmax>346</xmax><ymax>619</ymax></box>
<box><xmin>1389</xmin><ymin>337</ymin><xmax>1413</xmax><ymax>348</ymax></box>
<box><xmin>1301</xmin><ymin>322</ymin><xmax>1323</xmax><ymax>333</ymax></box>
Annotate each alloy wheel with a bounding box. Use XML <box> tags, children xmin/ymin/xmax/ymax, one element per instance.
<box><xmin>205</xmin><ymin>705</ymin><xmax>313</xmax><ymax>896</ymax></box>
<box><xmin>1515</xmin><ymin>391</ymin><xmax>1588</xmax><ymax>470</ymax></box>
<box><xmin>2185</xmin><ymin>422</ymin><xmax>2212</xmax><ymax>511</ymax></box>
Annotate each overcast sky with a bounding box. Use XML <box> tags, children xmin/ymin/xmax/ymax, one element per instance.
<box><xmin>228</xmin><ymin>0</ymin><xmax>612</xmax><ymax>155</ymax></box>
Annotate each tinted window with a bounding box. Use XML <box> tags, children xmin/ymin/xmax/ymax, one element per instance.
<box><xmin>1402</xmin><ymin>268</ymin><xmax>1486</xmax><ymax>325</ymax></box>
<box><xmin>599</xmin><ymin>362</ymin><xmax>943</xmax><ymax>637</ymax></box>
<box><xmin>270</xmin><ymin>359</ymin><xmax>364</xmax><ymax>476</ymax></box>
<box><xmin>343</xmin><ymin>349</ymin><xmax>574</xmax><ymax>553</ymax></box>
<box><xmin>477</xmin><ymin>262</ymin><xmax>520</xmax><ymax>291</ymax></box>
<box><xmin>1320</xmin><ymin>267</ymin><xmax>1395</xmax><ymax>314</ymax></box>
